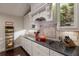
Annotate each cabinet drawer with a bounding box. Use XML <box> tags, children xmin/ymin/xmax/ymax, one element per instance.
<box><xmin>50</xmin><ymin>49</ymin><xmax>64</xmax><ymax>56</ymax></box>
<box><xmin>38</xmin><ymin>49</ymin><xmax>49</xmax><ymax>56</ymax></box>
<box><xmin>32</xmin><ymin>46</ymin><xmax>49</xmax><ymax>56</ymax></box>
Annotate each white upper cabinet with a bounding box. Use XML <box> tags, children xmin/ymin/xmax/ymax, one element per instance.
<box><xmin>29</xmin><ymin>3</ymin><xmax>54</xmax><ymax>30</ymax></box>
<box><xmin>57</xmin><ymin>3</ymin><xmax>79</xmax><ymax>31</ymax></box>
<box><xmin>24</xmin><ymin>12</ymin><xmax>32</xmax><ymax>30</ymax></box>
<box><xmin>31</xmin><ymin>3</ymin><xmax>53</xmax><ymax>22</ymax></box>
<box><xmin>31</xmin><ymin>3</ymin><xmax>45</xmax><ymax>12</ymax></box>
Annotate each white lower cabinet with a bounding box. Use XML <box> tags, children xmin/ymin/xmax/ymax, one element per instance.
<box><xmin>49</xmin><ymin>49</ymin><xmax>64</xmax><ymax>56</ymax></box>
<box><xmin>20</xmin><ymin>37</ymin><xmax>32</xmax><ymax>55</ymax></box>
<box><xmin>25</xmin><ymin>39</ymin><xmax>32</xmax><ymax>55</ymax></box>
<box><xmin>32</xmin><ymin>42</ymin><xmax>49</xmax><ymax>56</ymax></box>
<box><xmin>20</xmin><ymin>36</ymin><xmax>64</xmax><ymax>56</ymax></box>
<box><xmin>20</xmin><ymin>37</ymin><xmax>26</xmax><ymax>49</ymax></box>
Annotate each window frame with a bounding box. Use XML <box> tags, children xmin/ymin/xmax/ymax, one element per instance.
<box><xmin>57</xmin><ymin>3</ymin><xmax>78</xmax><ymax>29</ymax></box>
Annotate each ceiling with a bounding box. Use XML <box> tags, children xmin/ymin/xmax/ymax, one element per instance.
<box><xmin>0</xmin><ymin>3</ymin><xmax>30</xmax><ymax>16</ymax></box>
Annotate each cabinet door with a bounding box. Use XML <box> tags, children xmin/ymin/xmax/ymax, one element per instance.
<box><xmin>31</xmin><ymin>3</ymin><xmax>45</xmax><ymax>11</ymax></box>
<box><xmin>49</xmin><ymin>49</ymin><xmax>64</xmax><ymax>56</ymax></box>
<box><xmin>20</xmin><ymin>37</ymin><xmax>26</xmax><ymax>50</ymax></box>
<box><xmin>37</xmin><ymin>43</ymin><xmax>49</xmax><ymax>55</ymax></box>
<box><xmin>32</xmin><ymin>42</ymin><xmax>49</xmax><ymax>56</ymax></box>
<box><xmin>20</xmin><ymin>37</ymin><xmax>32</xmax><ymax>55</ymax></box>
<box><xmin>14</xmin><ymin>36</ymin><xmax>22</xmax><ymax>47</ymax></box>
<box><xmin>24</xmin><ymin>39</ymin><xmax>32</xmax><ymax>55</ymax></box>
<box><xmin>24</xmin><ymin>13</ymin><xmax>32</xmax><ymax>30</ymax></box>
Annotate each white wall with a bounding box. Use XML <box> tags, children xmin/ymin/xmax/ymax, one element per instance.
<box><xmin>0</xmin><ymin>14</ymin><xmax>24</xmax><ymax>52</ymax></box>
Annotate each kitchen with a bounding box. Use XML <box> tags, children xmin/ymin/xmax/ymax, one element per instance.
<box><xmin>0</xmin><ymin>3</ymin><xmax>79</xmax><ymax>56</ymax></box>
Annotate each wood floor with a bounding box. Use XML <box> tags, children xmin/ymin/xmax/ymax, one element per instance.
<box><xmin>0</xmin><ymin>46</ymin><xmax>30</xmax><ymax>56</ymax></box>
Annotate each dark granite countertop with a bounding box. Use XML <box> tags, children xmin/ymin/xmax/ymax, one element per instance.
<box><xmin>23</xmin><ymin>36</ymin><xmax>79</xmax><ymax>56</ymax></box>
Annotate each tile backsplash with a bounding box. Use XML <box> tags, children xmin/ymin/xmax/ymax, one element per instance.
<box><xmin>59</xmin><ymin>31</ymin><xmax>79</xmax><ymax>46</ymax></box>
<box><xmin>41</xmin><ymin>27</ymin><xmax>56</xmax><ymax>38</ymax></box>
<box><xmin>31</xmin><ymin>20</ymin><xmax>79</xmax><ymax>45</ymax></box>
<box><xmin>36</xmin><ymin>21</ymin><xmax>58</xmax><ymax>41</ymax></box>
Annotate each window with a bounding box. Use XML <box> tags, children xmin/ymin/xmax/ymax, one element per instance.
<box><xmin>60</xmin><ymin>3</ymin><xmax>74</xmax><ymax>26</ymax></box>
